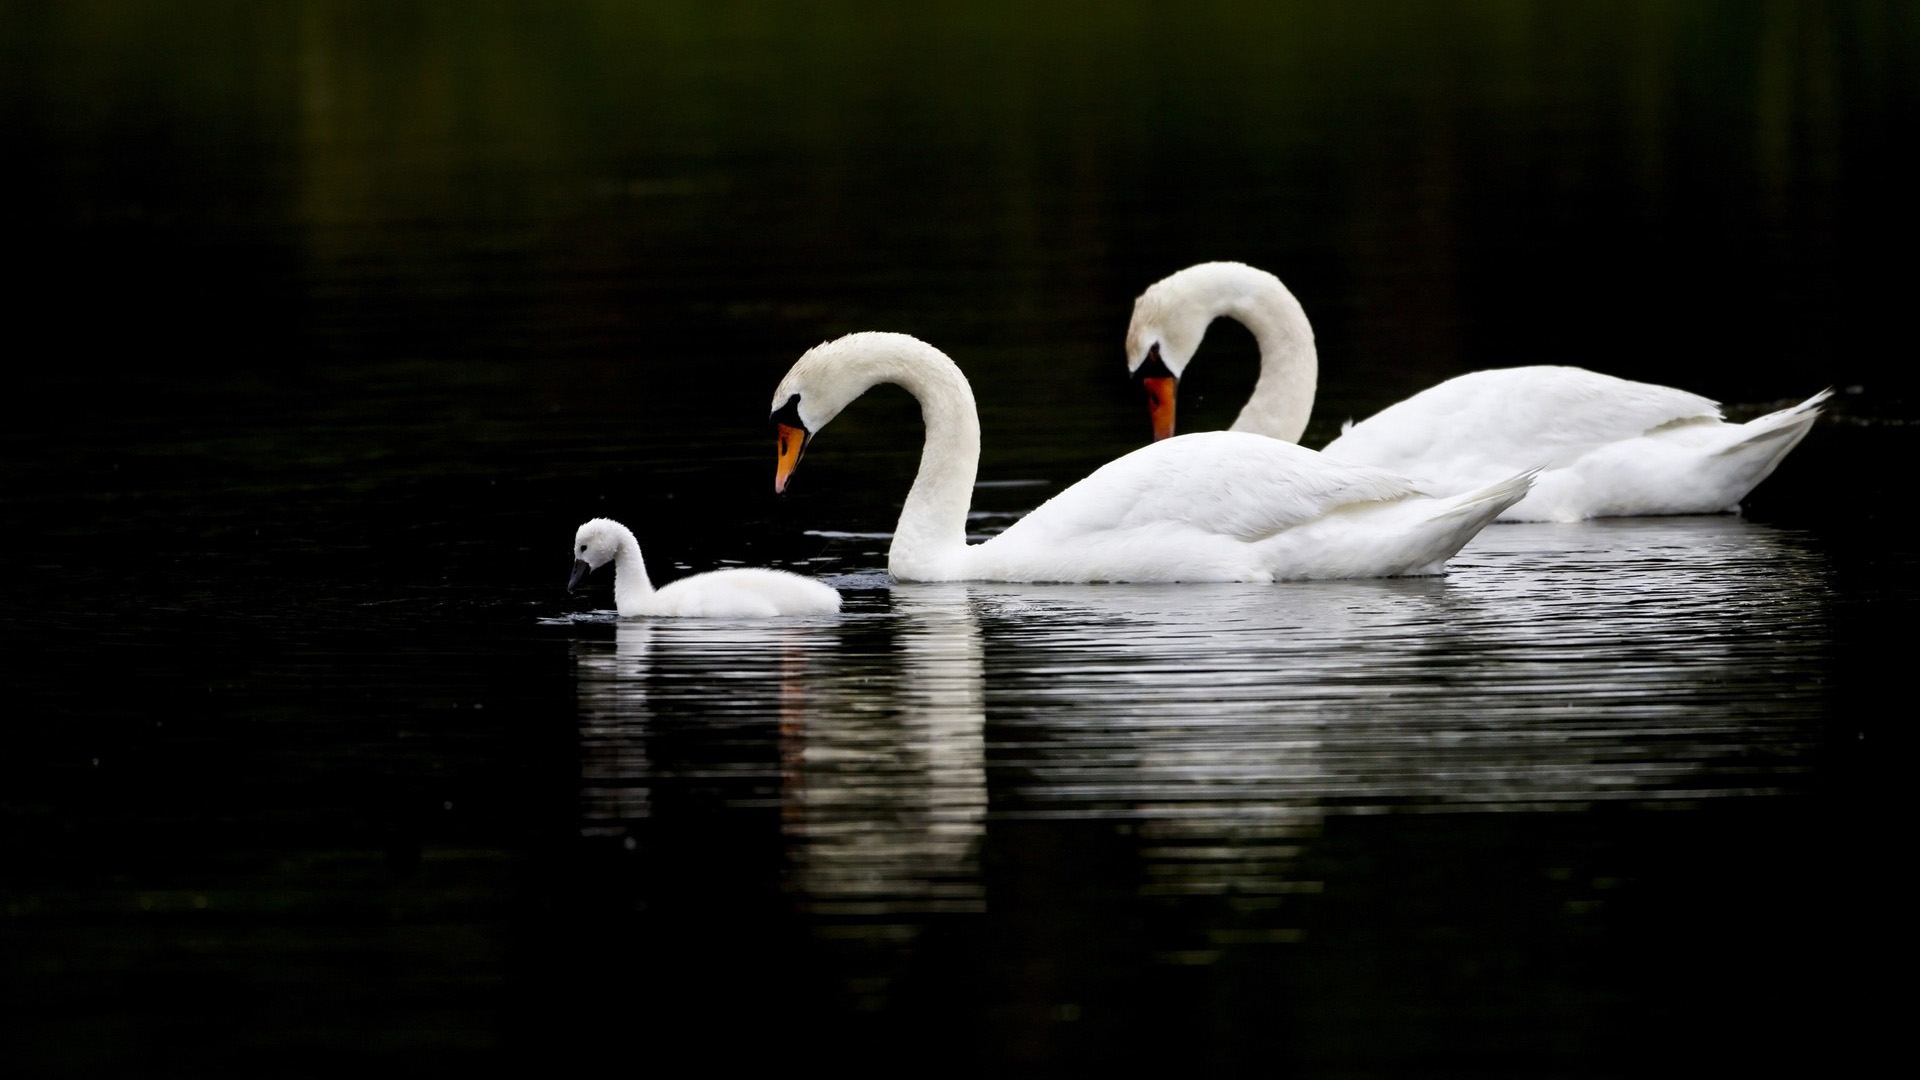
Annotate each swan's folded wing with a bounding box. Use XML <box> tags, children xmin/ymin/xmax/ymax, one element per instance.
<box><xmin>1322</xmin><ymin>365</ymin><xmax>1724</xmax><ymax>471</ymax></box>
<box><xmin>1006</xmin><ymin>431</ymin><xmax>1423</xmax><ymax>545</ymax></box>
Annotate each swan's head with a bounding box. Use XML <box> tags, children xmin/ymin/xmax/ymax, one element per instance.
<box><xmin>770</xmin><ymin>332</ymin><xmax>948</xmax><ymax>493</ymax></box>
<box><xmin>1127</xmin><ymin>273</ymin><xmax>1218</xmax><ymax>441</ymax></box>
<box><xmin>569</xmin><ymin>517</ymin><xmax>624</xmax><ymax>591</ymax></box>
<box><xmin>1126</xmin><ymin>261</ymin><xmax>1277</xmax><ymax>441</ymax></box>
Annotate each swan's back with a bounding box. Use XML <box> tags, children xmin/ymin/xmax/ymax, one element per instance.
<box><xmin>651</xmin><ymin>568</ymin><xmax>842</xmax><ymax>617</ymax></box>
<box><xmin>1317</xmin><ymin>366</ymin><xmax>1826</xmax><ymax>521</ymax></box>
<box><xmin>1320</xmin><ymin>366</ymin><xmax>1722</xmax><ymax>472</ymax></box>
<box><xmin>1012</xmin><ymin>432</ymin><xmax>1417</xmax><ymax>539</ymax></box>
<box><xmin>965</xmin><ymin>431</ymin><xmax>1518</xmax><ymax>582</ymax></box>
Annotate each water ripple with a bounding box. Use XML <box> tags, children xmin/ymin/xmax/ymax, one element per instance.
<box><xmin>565</xmin><ymin>514</ymin><xmax>1832</xmax><ymax>919</ymax></box>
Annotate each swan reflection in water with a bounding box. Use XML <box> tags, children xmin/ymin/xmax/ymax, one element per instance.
<box><xmin>569</xmin><ymin>587</ymin><xmax>987</xmax><ymax>934</ymax></box>
<box><xmin>968</xmin><ymin>514</ymin><xmax>1830</xmax><ymax>898</ymax></box>
<box><xmin>780</xmin><ymin>585</ymin><xmax>986</xmax><ymax>925</ymax></box>
<box><xmin>573</xmin><ymin>513</ymin><xmax>1829</xmax><ymax>929</ymax></box>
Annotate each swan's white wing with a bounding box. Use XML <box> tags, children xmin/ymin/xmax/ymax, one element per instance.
<box><xmin>1321</xmin><ymin>366</ymin><xmax>1723</xmax><ymax>473</ymax></box>
<box><xmin>999</xmin><ymin>431</ymin><xmax>1422</xmax><ymax>546</ymax></box>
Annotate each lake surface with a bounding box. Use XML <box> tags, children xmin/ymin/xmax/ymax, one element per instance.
<box><xmin>4</xmin><ymin>3</ymin><xmax>1913</xmax><ymax>1077</ymax></box>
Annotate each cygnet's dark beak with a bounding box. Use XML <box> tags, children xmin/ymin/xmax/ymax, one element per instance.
<box><xmin>568</xmin><ymin>559</ymin><xmax>591</xmax><ymax>592</ymax></box>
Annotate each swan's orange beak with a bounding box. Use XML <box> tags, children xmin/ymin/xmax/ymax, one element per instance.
<box><xmin>775</xmin><ymin>422</ymin><xmax>809</xmax><ymax>493</ymax></box>
<box><xmin>1142</xmin><ymin>376</ymin><xmax>1177</xmax><ymax>441</ymax></box>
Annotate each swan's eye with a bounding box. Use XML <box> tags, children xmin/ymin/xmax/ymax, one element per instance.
<box><xmin>770</xmin><ymin>393</ymin><xmax>806</xmax><ymax>429</ymax></box>
<box><xmin>578</xmin><ymin>544</ymin><xmax>586</xmax><ymax>553</ymax></box>
<box><xmin>1135</xmin><ymin>343</ymin><xmax>1175</xmax><ymax>381</ymax></box>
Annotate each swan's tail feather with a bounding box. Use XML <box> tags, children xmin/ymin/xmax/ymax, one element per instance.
<box><xmin>1431</xmin><ymin>468</ymin><xmax>1538</xmax><ymax>527</ymax></box>
<box><xmin>1384</xmin><ymin>469</ymin><xmax>1536</xmax><ymax>576</ymax></box>
<box><xmin>1706</xmin><ymin>388</ymin><xmax>1830</xmax><ymax>504</ymax></box>
<box><xmin>1717</xmin><ymin>388</ymin><xmax>1831</xmax><ymax>458</ymax></box>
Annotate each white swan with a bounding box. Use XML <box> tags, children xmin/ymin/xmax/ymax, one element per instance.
<box><xmin>1125</xmin><ymin>261</ymin><xmax>1831</xmax><ymax>523</ymax></box>
<box><xmin>769</xmin><ymin>332</ymin><xmax>1533</xmax><ymax>583</ymax></box>
<box><xmin>569</xmin><ymin>518</ymin><xmax>841</xmax><ymax>617</ymax></box>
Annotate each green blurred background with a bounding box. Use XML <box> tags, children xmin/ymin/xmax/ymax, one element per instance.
<box><xmin>9</xmin><ymin>0</ymin><xmax>1912</xmax><ymax>441</ymax></box>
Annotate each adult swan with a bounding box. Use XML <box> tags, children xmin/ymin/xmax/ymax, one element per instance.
<box><xmin>1125</xmin><ymin>261</ymin><xmax>1830</xmax><ymax>523</ymax></box>
<box><xmin>770</xmin><ymin>331</ymin><xmax>1532</xmax><ymax>583</ymax></box>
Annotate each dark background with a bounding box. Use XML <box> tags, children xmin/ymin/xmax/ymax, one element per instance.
<box><xmin>3</xmin><ymin>2</ymin><xmax>1913</xmax><ymax>1076</ymax></box>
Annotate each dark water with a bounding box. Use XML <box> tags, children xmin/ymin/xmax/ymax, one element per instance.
<box><xmin>4</xmin><ymin>2</ymin><xmax>1914</xmax><ymax>1076</ymax></box>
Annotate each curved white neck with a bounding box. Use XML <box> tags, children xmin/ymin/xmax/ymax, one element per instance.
<box><xmin>1222</xmin><ymin>276</ymin><xmax>1318</xmax><ymax>444</ymax></box>
<box><xmin>881</xmin><ymin>342</ymin><xmax>982</xmax><ymax>580</ymax></box>
<box><xmin>609</xmin><ymin>526</ymin><xmax>657</xmax><ymax>614</ymax></box>
<box><xmin>783</xmin><ymin>332</ymin><xmax>986</xmax><ymax>581</ymax></box>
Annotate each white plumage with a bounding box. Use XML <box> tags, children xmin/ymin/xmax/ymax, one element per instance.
<box><xmin>770</xmin><ymin>332</ymin><xmax>1531</xmax><ymax>583</ymax></box>
<box><xmin>1125</xmin><ymin>261</ymin><xmax>1829</xmax><ymax>522</ymax></box>
<box><xmin>569</xmin><ymin>517</ymin><xmax>841</xmax><ymax>617</ymax></box>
